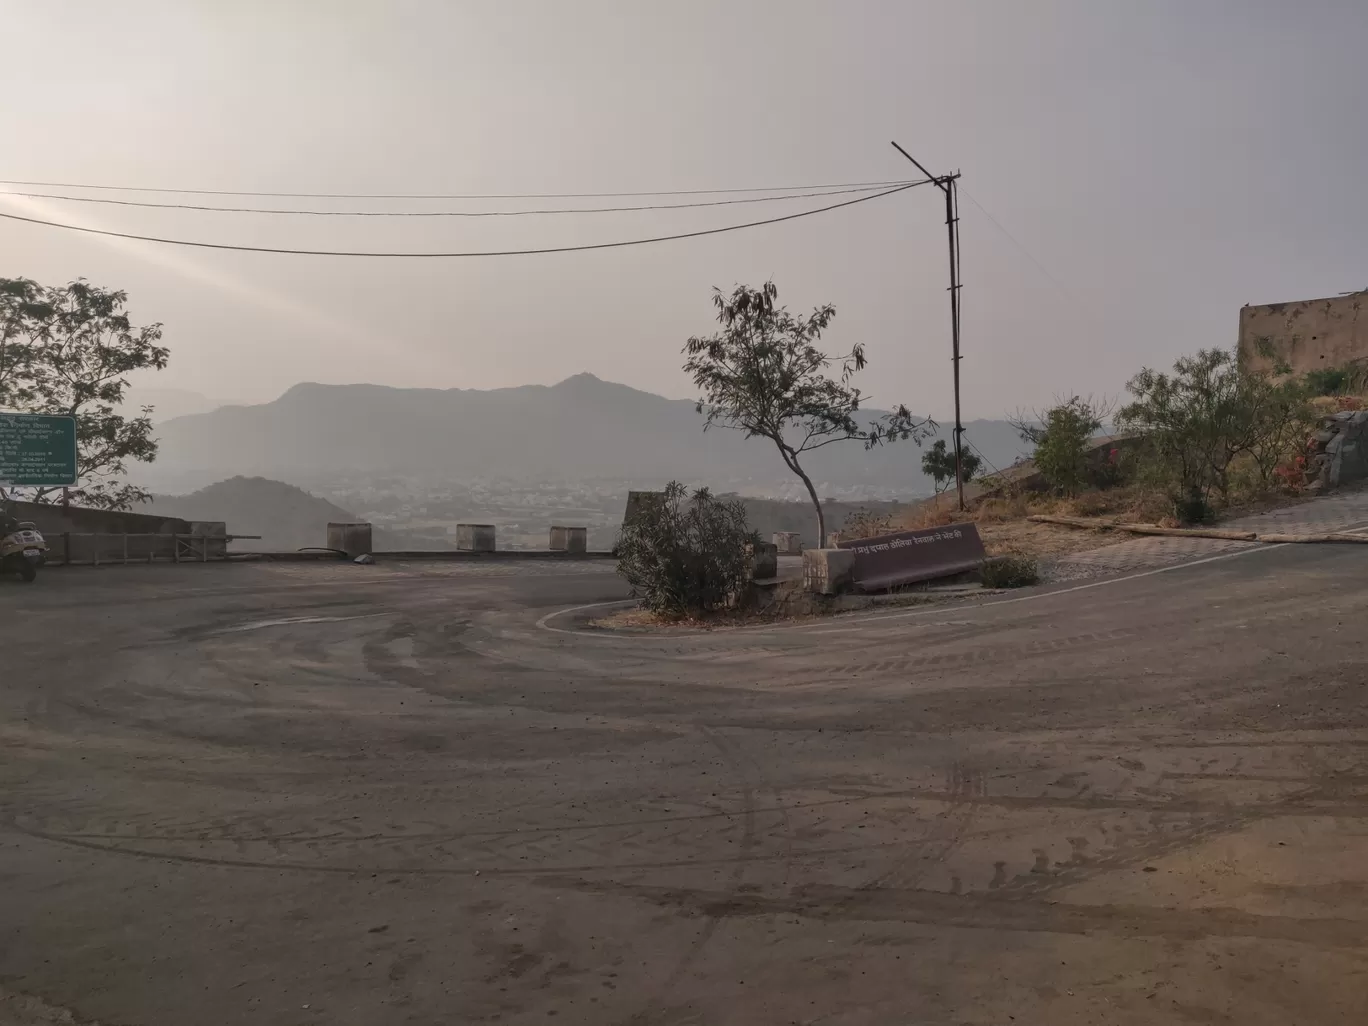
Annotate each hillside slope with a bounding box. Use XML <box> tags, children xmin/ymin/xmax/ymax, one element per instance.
<box><xmin>146</xmin><ymin>477</ymin><xmax>424</xmax><ymax>551</ymax></box>
<box><xmin>143</xmin><ymin>374</ymin><xmax>1025</xmax><ymax>495</ymax></box>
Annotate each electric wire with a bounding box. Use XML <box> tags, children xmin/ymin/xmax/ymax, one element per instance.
<box><xmin>0</xmin><ymin>182</ymin><xmax>923</xmax><ymax>217</ymax></box>
<box><xmin>0</xmin><ymin>181</ymin><xmax>926</xmax><ymax>258</ymax></box>
<box><xmin>0</xmin><ymin>177</ymin><xmax>921</xmax><ymax>201</ymax></box>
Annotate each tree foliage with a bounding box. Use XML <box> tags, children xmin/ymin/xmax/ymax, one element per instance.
<box><xmin>920</xmin><ymin>438</ymin><xmax>982</xmax><ymax>495</ymax></box>
<box><xmin>615</xmin><ymin>481</ymin><xmax>758</xmax><ymax>616</ymax></box>
<box><xmin>1010</xmin><ymin>396</ymin><xmax>1108</xmax><ymax>495</ymax></box>
<box><xmin>1118</xmin><ymin>348</ymin><xmax>1313</xmax><ymax>519</ymax></box>
<box><xmin>683</xmin><ymin>281</ymin><xmax>932</xmax><ymax>545</ymax></box>
<box><xmin>0</xmin><ymin>278</ymin><xmax>169</xmax><ymax>509</ymax></box>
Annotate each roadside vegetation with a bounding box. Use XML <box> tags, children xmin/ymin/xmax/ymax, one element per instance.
<box><xmin>684</xmin><ymin>280</ymin><xmax>933</xmax><ymax>545</ymax></box>
<box><xmin>615</xmin><ymin>481</ymin><xmax>759</xmax><ymax>617</ymax></box>
<box><xmin>625</xmin><ymin>314</ymin><xmax>1364</xmax><ymax>612</ymax></box>
<box><xmin>0</xmin><ymin>277</ymin><xmax>169</xmax><ymax>510</ymax></box>
<box><xmin>888</xmin><ymin>347</ymin><xmax>1364</xmax><ymax>562</ymax></box>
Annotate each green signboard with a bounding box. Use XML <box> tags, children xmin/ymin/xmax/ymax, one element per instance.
<box><xmin>0</xmin><ymin>413</ymin><xmax>78</xmax><ymax>486</ymax></box>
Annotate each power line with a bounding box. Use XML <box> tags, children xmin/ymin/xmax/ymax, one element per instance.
<box><xmin>0</xmin><ymin>182</ymin><xmax>923</xmax><ymax>218</ymax></box>
<box><xmin>0</xmin><ymin>176</ymin><xmax>921</xmax><ymax>201</ymax></box>
<box><xmin>959</xmin><ymin>185</ymin><xmax>1116</xmax><ymax>336</ymax></box>
<box><xmin>959</xmin><ymin>187</ymin><xmax>1073</xmax><ymax>298</ymax></box>
<box><xmin>0</xmin><ymin>181</ymin><xmax>927</xmax><ymax>258</ymax></box>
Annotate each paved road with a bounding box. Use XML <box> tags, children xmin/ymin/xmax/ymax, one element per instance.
<box><xmin>1046</xmin><ymin>485</ymin><xmax>1368</xmax><ymax>580</ymax></box>
<box><xmin>3</xmin><ymin>547</ymin><xmax>1368</xmax><ymax>1025</ymax></box>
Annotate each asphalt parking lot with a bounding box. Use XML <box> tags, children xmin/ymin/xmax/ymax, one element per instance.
<box><xmin>3</xmin><ymin>546</ymin><xmax>1368</xmax><ymax>1025</ymax></box>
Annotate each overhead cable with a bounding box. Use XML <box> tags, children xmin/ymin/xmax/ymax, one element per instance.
<box><xmin>0</xmin><ymin>177</ymin><xmax>921</xmax><ymax>201</ymax></box>
<box><xmin>0</xmin><ymin>182</ymin><xmax>925</xmax><ymax>218</ymax></box>
<box><xmin>0</xmin><ymin>181</ymin><xmax>926</xmax><ymax>258</ymax></box>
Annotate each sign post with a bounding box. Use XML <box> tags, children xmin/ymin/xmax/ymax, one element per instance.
<box><xmin>0</xmin><ymin>414</ymin><xmax>79</xmax><ymax>489</ymax></box>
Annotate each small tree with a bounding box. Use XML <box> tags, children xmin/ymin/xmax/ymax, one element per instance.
<box><xmin>1010</xmin><ymin>396</ymin><xmax>1107</xmax><ymax>494</ymax></box>
<box><xmin>0</xmin><ymin>278</ymin><xmax>169</xmax><ymax>509</ymax></box>
<box><xmin>684</xmin><ymin>282</ymin><xmax>932</xmax><ymax>545</ymax></box>
<box><xmin>1246</xmin><ymin>375</ymin><xmax>1316</xmax><ymax>488</ymax></box>
<box><xmin>921</xmin><ymin>438</ymin><xmax>982</xmax><ymax>495</ymax></box>
<box><xmin>1118</xmin><ymin>348</ymin><xmax>1311</xmax><ymax>516</ymax></box>
<box><xmin>616</xmin><ymin>481</ymin><xmax>757</xmax><ymax>616</ymax></box>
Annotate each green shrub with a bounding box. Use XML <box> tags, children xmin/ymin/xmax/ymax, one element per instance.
<box><xmin>1171</xmin><ymin>489</ymin><xmax>1216</xmax><ymax>525</ymax></box>
<box><xmin>1119</xmin><ymin>348</ymin><xmax>1315</xmax><ymax>509</ymax></box>
<box><xmin>615</xmin><ymin>481</ymin><xmax>757</xmax><ymax>615</ymax></box>
<box><xmin>1303</xmin><ymin>363</ymin><xmax>1368</xmax><ymax>398</ymax></box>
<box><xmin>921</xmin><ymin>438</ymin><xmax>982</xmax><ymax>495</ymax></box>
<box><xmin>1012</xmin><ymin>397</ymin><xmax>1107</xmax><ymax>494</ymax></box>
<box><xmin>981</xmin><ymin>555</ymin><xmax>1039</xmax><ymax>588</ymax></box>
<box><xmin>1304</xmin><ymin>367</ymin><xmax>1350</xmax><ymax>396</ymax></box>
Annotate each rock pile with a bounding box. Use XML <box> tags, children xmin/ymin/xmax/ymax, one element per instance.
<box><xmin>1308</xmin><ymin>410</ymin><xmax>1368</xmax><ymax>491</ymax></box>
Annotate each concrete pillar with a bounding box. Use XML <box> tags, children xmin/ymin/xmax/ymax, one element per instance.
<box><xmin>456</xmin><ymin>524</ymin><xmax>496</xmax><ymax>552</ymax></box>
<box><xmin>750</xmin><ymin>541</ymin><xmax>779</xmax><ymax>580</ymax></box>
<box><xmin>327</xmin><ymin>522</ymin><xmax>373</xmax><ymax>559</ymax></box>
<box><xmin>549</xmin><ymin>526</ymin><xmax>587</xmax><ymax>553</ymax></box>
<box><xmin>190</xmin><ymin>521</ymin><xmax>228</xmax><ymax>560</ymax></box>
<box><xmin>802</xmin><ymin>548</ymin><xmax>856</xmax><ymax>595</ymax></box>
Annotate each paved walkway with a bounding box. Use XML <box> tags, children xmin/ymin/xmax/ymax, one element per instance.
<box><xmin>1044</xmin><ymin>487</ymin><xmax>1368</xmax><ymax>582</ymax></box>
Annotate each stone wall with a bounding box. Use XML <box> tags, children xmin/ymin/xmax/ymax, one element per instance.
<box><xmin>1307</xmin><ymin>410</ymin><xmax>1368</xmax><ymax>492</ymax></box>
<box><xmin>1239</xmin><ymin>291</ymin><xmax>1368</xmax><ymax>377</ymax></box>
<box><xmin>5</xmin><ymin>500</ymin><xmax>191</xmax><ymax>537</ymax></box>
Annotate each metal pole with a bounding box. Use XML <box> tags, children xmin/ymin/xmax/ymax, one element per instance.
<box><xmin>890</xmin><ymin>141</ymin><xmax>967</xmax><ymax>510</ymax></box>
<box><xmin>945</xmin><ymin>175</ymin><xmax>965</xmax><ymax>512</ymax></box>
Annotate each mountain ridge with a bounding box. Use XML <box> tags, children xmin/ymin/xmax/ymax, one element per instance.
<box><xmin>142</xmin><ymin>373</ymin><xmax>1026</xmax><ymax>496</ymax></box>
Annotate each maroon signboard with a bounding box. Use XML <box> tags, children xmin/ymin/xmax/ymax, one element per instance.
<box><xmin>837</xmin><ymin>522</ymin><xmax>986</xmax><ymax>591</ymax></box>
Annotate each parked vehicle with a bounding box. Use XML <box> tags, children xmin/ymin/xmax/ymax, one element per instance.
<box><xmin>0</xmin><ymin>517</ymin><xmax>48</xmax><ymax>582</ymax></box>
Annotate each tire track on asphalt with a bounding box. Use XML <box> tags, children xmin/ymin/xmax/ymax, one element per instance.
<box><xmin>624</xmin><ymin>724</ymin><xmax>758</xmax><ymax>1025</ymax></box>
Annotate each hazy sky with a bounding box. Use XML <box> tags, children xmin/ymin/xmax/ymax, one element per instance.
<box><xmin>2</xmin><ymin>1</ymin><xmax>1365</xmax><ymax>419</ymax></box>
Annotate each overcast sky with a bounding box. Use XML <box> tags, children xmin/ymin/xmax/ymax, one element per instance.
<box><xmin>2</xmin><ymin>1</ymin><xmax>1365</xmax><ymax>419</ymax></box>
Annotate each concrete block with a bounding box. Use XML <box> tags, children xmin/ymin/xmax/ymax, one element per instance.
<box><xmin>189</xmin><ymin>521</ymin><xmax>228</xmax><ymax>559</ymax></box>
<box><xmin>772</xmin><ymin>531</ymin><xmax>802</xmax><ymax>555</ymax></box>
<box><xmin>456</xmin><ymin>524</ymin><xmax>496</xmax><ymax>552</ymax></box>
<box><xmin>802</xmin><ymin>548</ymin><xmax>856</xmax><ymax>595</ymax></box>
<box><xmin>327</xmin><ymin>522</ymin><xmax>373</xmax><ymax>559</ymax></box>
<box><xmin>549</xmin><ymin>526</ymin><xmax>587</xmax><ymax>553</ymax></box>
<box><xmin>750</xmin><ymin>541</ymin><xmax>778</xmax><ymax>580</ymax></box>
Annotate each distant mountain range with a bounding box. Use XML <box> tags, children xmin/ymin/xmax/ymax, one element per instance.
<box><xmin>140</xmin><ymin>373</ymin><xmax>1027</xmax><ymax>496</ymax></box>
<box><xmin>123</xmin><ymin>387</ymin><xmax>237</xmax><ymax>423</ymax></box>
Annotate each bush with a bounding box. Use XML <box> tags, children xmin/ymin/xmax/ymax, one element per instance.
<box><xmin>1011</xmin><ymin>397</ymin><xmax>1108</xmax><ymax>494</ymax></box>
<box><xmin>1171</xmin><ymin>489</ymin><xmax>1216</xmax><ymax>525</ymax></box>
<box><xmin>616</xmin><ymin>481</ymin><xmax>757</xmax><ymax>616</ymax></box>
<box><xmin>921</xmin><ymin>438</ymin><xmax>982</xmax><ymax>495</ymax></box>
<box><xmin>843</xmin><ymin>506</ymin><xmax>895</xmax><ymax>540</ymax></box>
<box><xmin>981</xmin><ymin>555</ymin><xmax>1039</xmax><ymax>589</ymax></box>
<box><xmin>1119</xmin><ymin>348</ymin><xmax>1314</xmax><ymax>510</ymax></box>
<box><xmin>1304</xmin><ymin>367</ymin><xmax>1350</xmax><ymax>396</ymax></box>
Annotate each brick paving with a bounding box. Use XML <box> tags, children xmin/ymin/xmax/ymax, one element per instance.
<box><xmin>1042</xmin><ymin>487</ymin><xmax>1368</xmax><ymax>582</ymax></box>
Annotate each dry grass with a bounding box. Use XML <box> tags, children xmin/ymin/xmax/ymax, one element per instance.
<box><xmin>878</xmin><ymin>484</ymin><xmax>1178</xmax><ymax>559</ymax></box>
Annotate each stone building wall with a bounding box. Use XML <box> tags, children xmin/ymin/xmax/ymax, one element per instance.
<box><xmin>1238</xmin><ymin>291</ymin><xmax>1368</xmax><ymax>377</ymax></box>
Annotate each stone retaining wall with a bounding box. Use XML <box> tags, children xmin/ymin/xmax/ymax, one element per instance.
<box><xmin>1308</xmin><ymin>410</ymin><xmax>1368</xmax><ymax>491</ymax></box>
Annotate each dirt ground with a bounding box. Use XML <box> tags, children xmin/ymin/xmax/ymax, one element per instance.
<box><xmin>977</xmin><ymin>517</ymin><xmax>1129</xmax><ymax>558</ymax></box>
<box><xmin>4</xmin><ymin>550</ymin><xmax>1368</xmax><ymax>1024</ymax></box>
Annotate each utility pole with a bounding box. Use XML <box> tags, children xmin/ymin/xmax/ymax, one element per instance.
<box><xmin>890</xmin><ymin>141</ymin><xmax>966</xmax><ymax>511</ymax></box>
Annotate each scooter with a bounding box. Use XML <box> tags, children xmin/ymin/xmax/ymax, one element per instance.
<box><xmin>0</xmin><ymin>518</ymin><xmax>48</xmax><ymax>582</ymax></box>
